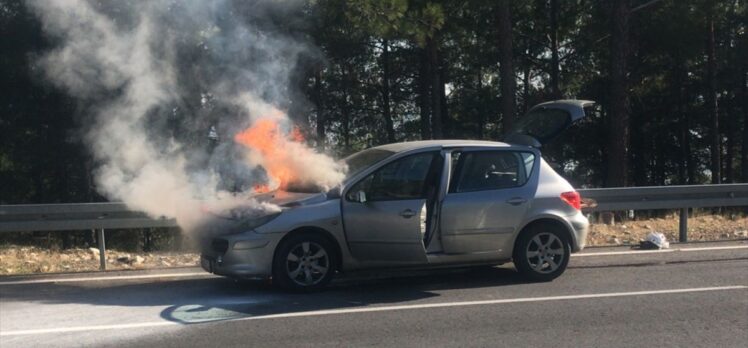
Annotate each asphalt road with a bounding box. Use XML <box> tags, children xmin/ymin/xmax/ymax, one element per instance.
<box><xmin>1</xmin><ymin>241</ymin><xmax>747</xmax><ymax>348</ymax></box>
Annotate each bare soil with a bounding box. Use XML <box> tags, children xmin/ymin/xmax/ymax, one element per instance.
<box><xmin>0</xmin><ymin>215</ymin><xmax>745</xmax><ymax>276</ymax></box>
<box><xmin>0</xmin><ymin>246</ymin><xmax>199</xmax><ymax>275</ymax></box>
<box><xmin>587</xmin><ymin>214</ymin><xmax>747</xmax><ymax>246</ymax></box>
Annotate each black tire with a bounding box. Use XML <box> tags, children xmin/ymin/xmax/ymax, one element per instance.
<box><xmin>513</xmin><ymin>223</ymin><xmax>571</xmax><ymax>282</ymax></box>
<box><xmin>272</xmin><ymin>233</ymin><xmax>337</xmax><ymax>291</ymax></box>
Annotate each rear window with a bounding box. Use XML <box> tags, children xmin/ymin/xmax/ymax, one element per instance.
<box><xmin>508</xmin><ymin>108</ymin><xmax>570</xmax><ymax>143</ymax></box>
<box><xmin>449</xmin><ymin>151</ymin><xmax>535</xmax><ymax>193</ymax></box>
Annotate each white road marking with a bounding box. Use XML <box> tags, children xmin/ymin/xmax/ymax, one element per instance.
<box><xmin>0</xmin><ymin>272</ymin><xmax>213</xmax><ymax>285</ymax></box>
<box><xmin>1</xmin><ymin>285</ymin><xmax>745</xmax><ymax>336</ymax></box>
<box><xmin>573</xmin><ymin>249</ymin><xmax>675</xmax><ymax>257</ymax></box>
<box><xmin>679</xmin><ymin>245</ymin><xmax>748</xmax><ymax>252</ymax></box>
<box><xmin>0</xmin><ymin>321</ymin><xmax>180</xmax><ymax>336</ymax></box>
<box><xmin>572</xmin><ymin>244</ymin><xmax>748</xmax><ymax>257</ymax></box>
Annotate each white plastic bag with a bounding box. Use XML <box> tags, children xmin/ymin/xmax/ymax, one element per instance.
<box><xmin>644</xmin><ymin>232</ymin><xmax>670</xmax><ymax>249</ymax></box>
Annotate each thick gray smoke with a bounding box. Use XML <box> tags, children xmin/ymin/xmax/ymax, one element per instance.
<box><xmin>27</xmin><ymin>0</ymin><xmax>345</xmax><ymax>229</ymax></box>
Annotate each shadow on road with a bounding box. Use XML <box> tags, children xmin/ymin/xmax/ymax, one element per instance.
<box><xmin>161</xmin><ymin>266</ymin><xmax>530</xmax><ymax>324</ymax></box>
<box><xmin>0</xmin><ymin>266</ymin><xmax>529</xmax><ymax>325</ymax></box>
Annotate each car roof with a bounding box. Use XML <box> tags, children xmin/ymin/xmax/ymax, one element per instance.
<box><xmin>371</xmin><ymin>139</ymin><xmax>512</xmax><ymax>153</ymax></box>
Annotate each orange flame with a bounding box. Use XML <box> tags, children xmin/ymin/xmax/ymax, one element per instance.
<box><xmin>234</xmin><ymin>118</ymin><xmax>305</xmax><ymax>190</ymax></box>
<box><xmin>253</xmin><ymin>184</ymin><xmax>271</xmax><ymax>193</ymax></box>
<box><xmin>289</xmin><ymin>127</ymin><xmax>305</xmax><ymax>142</ymax></box>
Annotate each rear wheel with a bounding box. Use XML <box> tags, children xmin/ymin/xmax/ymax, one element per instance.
<box><xmin>272</xmin><ymin>233</ymin><xmax>336</xmax><ymax>291</ymax></box>
<box><xmin>513</xmin><ymin>224</ymin><xmax>570</xmax><ymax>282</ymax></box>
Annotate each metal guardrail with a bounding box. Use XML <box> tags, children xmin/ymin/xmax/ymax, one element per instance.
<box><xmin>0</xmin><ymin>202</ymin><xmax>177</xmax><ymax>232</ymax></box>
<box><xmin>578</xmin><ymin>184</ymin><xmax>748</xmax><ymax>211</ymax></box>
<box><xmin>578</xmin><ymin>184</ymin><xmax>748</xmax><ymax>243</ymax></box>
<box><xmin>0</xmin><ymin>184</ymin><xmax>746</xmax><ymax>270</ymax></box>
<box><xmin>0</xmin><ymin>203</ymin><xmax>176</xmax><ymax>270</ymax></box>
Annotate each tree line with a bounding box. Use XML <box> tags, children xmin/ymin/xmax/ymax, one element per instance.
<box><xmin>1</xmin><ymin>0</ymin><xmax>747</xmax><ymax>206</ymax></box>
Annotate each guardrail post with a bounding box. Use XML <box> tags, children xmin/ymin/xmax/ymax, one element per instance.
<box><xmin>97</xmin><ymin>228</ymin><xmax>106</xmax><ymax>270</ymax></box>
<box><xmin>679</xmin><ymin>208</ymin><xmax>688</xmax><ymax>243</ymax></box>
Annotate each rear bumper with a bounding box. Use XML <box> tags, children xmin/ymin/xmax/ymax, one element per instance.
<box><xmin>568</xmin><ymin>212</ymin><xmax>589</xmax><ymax>252</ymax></box>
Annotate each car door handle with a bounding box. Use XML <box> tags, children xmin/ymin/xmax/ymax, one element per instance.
<box><xmin>505</xmin><ymin>197</ymin><xmax>527</xmax><ymax>206</ymax></box>
<box><xmin>399</xmin><ymin>209</ymin><xmax>416</xmax><ymax>218</ymax></box>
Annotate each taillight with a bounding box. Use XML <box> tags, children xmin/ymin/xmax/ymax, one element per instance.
<box><xmin>560</xmin><ymin>191</ymin><xmax>581</xmax><ymax>210</ymax></box>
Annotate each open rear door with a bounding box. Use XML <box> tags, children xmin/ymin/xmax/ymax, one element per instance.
<box><xmin>505</xmin><ymin>100</ymin><xmax>595</xmax><ymax>147</ymax></box>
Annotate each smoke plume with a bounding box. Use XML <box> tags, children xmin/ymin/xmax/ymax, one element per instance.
<box><xmin>27</xmin><ymin>0</ymin><xmax>345</xmax><ymax>229</ymax></box>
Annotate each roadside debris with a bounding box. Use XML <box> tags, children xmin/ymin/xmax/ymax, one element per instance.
<box><xmin>588</xmin><ymin>215</ymin><xmax>747</xmax><ymax>246</ymax></box>
<box><xmin>640</xmin><ymin>232</ymin><xmax>670</xmax><ymax>249</ymax></box>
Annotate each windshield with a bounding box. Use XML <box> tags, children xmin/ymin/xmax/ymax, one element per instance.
<box><xmin>343</xmin><ymin>148</ymin><xmax>394</xmax><ymax>180</ymax></box>
<box><xmin>281</xmin><ymin>148</ymin><xmax>393</xmax><ymax>193</ymax></box>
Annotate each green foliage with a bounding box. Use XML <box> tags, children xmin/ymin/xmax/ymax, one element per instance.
<box><xmin>346</xmin><ymin>0</ymin><xmax>408</xmax><ymax>37</ymax></box>
<box><xmin>345</xmin><ymin>0</ymin><xmax>444</xmax><ymax>45</ymax></box>
<box><xmin>1</xmin><ymin>0</ymin><xmax>747</xmax><ymax>211</ymax></box>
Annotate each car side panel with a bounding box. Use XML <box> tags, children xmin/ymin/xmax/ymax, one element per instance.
<box><xmin>205</xmin><ymin>199</ymin><xmax>354</xmax><ymax>277</ymax></box>
<box><xmin>497</xmin><ymin>159</ymin><xmax>588</xmax><ymax>258</ymax></box>
<box><xmin>440</xmin><ymin>186</ymin><xmax>533</xmax><ymax>254</ymax></box>
<box><xmin>256</xmin><ymin>199</ymin><xmax>424</xmax><ymax>271</ymax></box>
<box><xmin>439</xmin><ymin>148</ymin><xmax>540</xmax><ymax>256</ymax></box>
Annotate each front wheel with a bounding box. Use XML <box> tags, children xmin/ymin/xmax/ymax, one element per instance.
<box><xmin>513</xmin><ymin>224</ymin><xmax>570</xmax><ymax>282</ymax></box>
<box><xmin>272</xmin><ymin>234</ymin><xmax>336</xmax><ymax>291</ymax></box>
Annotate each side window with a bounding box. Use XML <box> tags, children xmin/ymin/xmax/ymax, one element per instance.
<box><xmin>450</xmin><ymin>151</ymin><xmax>461</xmax><ymax>178</ymax></box>
<box><xmin>521</xmin><ymin>153</ymin><xmax>535</xmax><ymax>180</ymax></box>
<box><xmin>450</xmin><ymin>151</ymin><xmax>534</xmax><ymax>193</ymax></box>
<box><xmin>347</xmin><ymin>152</ymin><xmax>436</xmax><ymax>201</ymax></box>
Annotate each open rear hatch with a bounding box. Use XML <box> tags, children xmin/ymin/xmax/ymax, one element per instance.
<box><xmin>505</xmin><ymin>100</ymin><xmax>595</xmax><ymax>147</ymax></box>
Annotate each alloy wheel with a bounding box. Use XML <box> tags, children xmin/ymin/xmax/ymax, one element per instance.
<box><xmin>285</xmin><ymin>241</ymin><xmax>330</xmax><ymax>286</ymax></box>
<box><xmin>525</xmin><ymin>232</ymin><xmax>565</xmax><ymax>274</ymax></box>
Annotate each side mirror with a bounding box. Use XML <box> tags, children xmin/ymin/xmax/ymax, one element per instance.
<box><xmin>354</xmin><ymin>190</ymin><xmax>367</xmax><ymax>203</ymax></box>
<box><xmin>326</xmin><ymin>186</ymin><xmax>342</xmax><ymax>199</ymax></box>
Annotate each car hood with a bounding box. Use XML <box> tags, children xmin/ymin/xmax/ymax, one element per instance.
<box><xmin>195</xmin><ymin>190</ymin><xmax>328</xmax><ymax>241</ymax></box>
<box><xmin>200</xmin><ymin>190</ymin><xmax>327</xmax><ymax>222</ymax></box>
<box><xmin>253</xmin><ymin>190</ymin><xmax>329</xmax><ymax>207</ymax></box>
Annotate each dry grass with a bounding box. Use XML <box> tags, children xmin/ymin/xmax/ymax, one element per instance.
<box><xmin>588</xmin><ymin>214</ymin><xmax>747</xmax><ymax>246</ymax></box>
<box><xmin>0</xmin><ymin>245</ymin><xmax>198</xmax><ymax>275</ymax></box>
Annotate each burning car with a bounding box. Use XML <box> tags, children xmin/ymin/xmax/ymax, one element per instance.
<box><xmin>200</xmin><ymin>100</ymin><xmax>593</xmax><ymax>290</ymax></box>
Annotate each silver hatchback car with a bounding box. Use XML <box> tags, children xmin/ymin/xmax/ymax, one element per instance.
<box><xmin>200</xmin><ymin>100</ymin><xmax>592</xmax><ymax>290</ymax></box>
